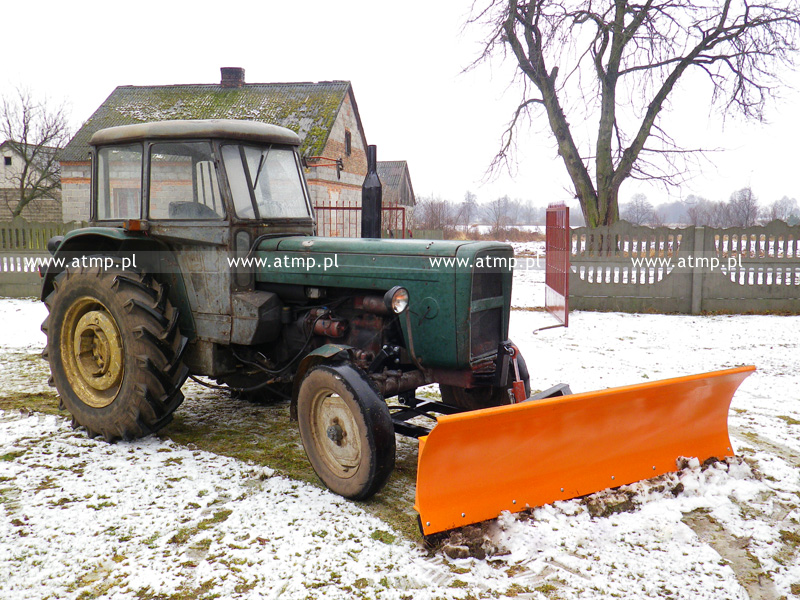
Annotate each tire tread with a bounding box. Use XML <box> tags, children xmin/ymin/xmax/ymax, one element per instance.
<box><xmin>43</xmin><ymin>261</ymin><xmax>188</xmax><ymax>442</ymax></box>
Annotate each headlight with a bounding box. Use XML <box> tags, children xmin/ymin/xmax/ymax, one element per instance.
<box><xmin>384</xmin><ymin>286</ymin><xmax>409</xmax><ymax>314</ymax></box>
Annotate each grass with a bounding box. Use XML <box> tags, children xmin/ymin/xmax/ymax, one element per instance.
<box><xmin>534</xmin><ymin>583</ymin><xmax>561</xmax><ymax>597</ymax></box>
<box><xmin>0</xmin><ymin>385</ymin><xmax>423</xmax><ymax>540</ymax></box>
<box><xmin>0</xmin><ymin>450</ymin><xmax>27</xmax><ymax>461</ymax></box>
<box><xmin>779</xmin><ymin>530</ymin><xmax>800</xmax><ymax>546</ymax></box>
<box><xmin>161</xmin><ymin>400</ymin><xmax>421</xmax><ymax>539</ymax></box>
<box><xmin>505</xmin><ymin>583</ymin><xmax>533</xmax><ymax>596</ymax></box>
<box><xmin>0</xmin><ymin>392</ymin><xmax>60</xmax><ymax>416</ymax></box>
<box><xmin>198</xmin><ymin>509</ymin><xmax>233</xmax><ymax>530</ymax></box>
<box><xmin>369</xmin><ymin>530</ymin><xmax>396</xmax><ymax>545</ymax></box>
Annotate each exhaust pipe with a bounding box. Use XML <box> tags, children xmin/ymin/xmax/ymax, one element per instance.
<box><xmin>361</xmin><ymin>145</ymin><xmax>382</xmax><ymax>238</ymax></box>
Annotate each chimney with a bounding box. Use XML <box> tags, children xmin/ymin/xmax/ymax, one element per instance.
<box><xmin>220</xmin><ymin>67</ymin><xmax>245</xmax><ymax>88</ymax></box>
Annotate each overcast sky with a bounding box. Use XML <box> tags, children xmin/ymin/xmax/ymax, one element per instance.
<box><xmin>4</xmin><ymin>0</ymin><xmax>800</xmax><ymax>210</ymax></box>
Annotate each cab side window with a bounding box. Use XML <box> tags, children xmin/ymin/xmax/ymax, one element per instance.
<box><xmin>96</xmin><ymin>145</ymin><xmax>142</xmax><ymax>220</ymax></box>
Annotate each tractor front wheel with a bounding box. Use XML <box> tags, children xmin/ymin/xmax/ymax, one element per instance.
<box><xmin>43</xmin><ymin>261</ymin><xmax>189</xmax><ymax>441</ymax></box>
<box><xmin>297</xmin><ymin>363</ymin><xmax>395</xmax><ymax>500</ymax></box>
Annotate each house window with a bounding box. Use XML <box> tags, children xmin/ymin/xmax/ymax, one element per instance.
<box><xmin>344</xmin><ymin>131</ymin><xmax>352</xmax><ymax>157</ymax></box>
<box><xmin>3</xmin><ymin>156</ymin><xmax>11</xmax><ymax>166</ymax></box>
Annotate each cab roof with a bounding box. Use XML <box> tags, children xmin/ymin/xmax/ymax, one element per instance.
<box><xmin>89</xmin><ymin>119</ymin><xmax>301</xmax><ymax>147</ymax></box>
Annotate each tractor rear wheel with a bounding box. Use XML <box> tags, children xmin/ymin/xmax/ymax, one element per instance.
<box><xmin>440</xmin><ymin>345</ymin><xmax>530</xmax><ymax>410</ymax></box>
<box><xmin>42</xmin><ymin>260</ymin><xmax>189</xmax><ymax>441</ymax></box>
<box><xmin>297</xmin><ymin>363</ymin><xmax>395</xmax><ymax>500</ymax></box>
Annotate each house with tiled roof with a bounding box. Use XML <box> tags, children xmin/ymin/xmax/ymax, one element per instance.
<box><xmin>1</xmin><ymin>140</ymin><xmax>62</xmax><ymax>221</ymax></box>
<box><xmin>60</xmin><ymin>68</ymin><xmax>375</xmax><ymax>226</ymax></box>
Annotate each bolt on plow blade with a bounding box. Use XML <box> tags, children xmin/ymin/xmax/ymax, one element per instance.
<box><xmin>415</xmin><ymin>366</ymin><xmax>755</xmax><ymax>536</ymax></box>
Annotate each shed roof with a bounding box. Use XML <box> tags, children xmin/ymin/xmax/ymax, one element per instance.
<box><xmin>377</xmin><ymin>160</ymin><xmax>415</xmax><ymax>206</ymax></box>
<box><xmin>61</xmin><ymin>81</ymin><xmax>357</xmax><ymax>162</ymax></box>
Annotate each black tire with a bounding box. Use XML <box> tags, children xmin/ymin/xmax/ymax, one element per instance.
<box><xmin>440</xmin><ymin>346</ymin><xmax>531</xmax><ymax>411</ymax></box>
<box><xmin>42</xmin><ymin>260</ymin><xmax>189</xmax><ymax>441</ymax></box>
<box><xmin>297</xmin><ymin>363</ymin><xmax>395</xmax><ymax>500</ymax></box>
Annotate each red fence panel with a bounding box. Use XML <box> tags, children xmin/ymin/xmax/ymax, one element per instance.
<box><xmin>312</xmin><ymin>202</ymin><xmax>407</xmax><ymax>238</ymax></box>
<box><xmin>545</xmin><ymin>203</ymin><xmax>570</xmax><ymax>327</ymax></box>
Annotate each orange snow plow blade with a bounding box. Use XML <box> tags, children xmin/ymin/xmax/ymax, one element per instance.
<box><xmin>415</xmin><ymin>366</ymin><xmax>754</xmax><ymax>535</ymax></box>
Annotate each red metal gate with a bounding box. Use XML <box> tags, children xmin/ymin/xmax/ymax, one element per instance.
<box><xmin>313</xmin><ymin>202</ymin><xmax>407</xmax><ymax>238</ymax></box>
<box><xmin>545</xmin><ymin>203</ymin><xmax>570</xmax><ymax>327</ymax></box>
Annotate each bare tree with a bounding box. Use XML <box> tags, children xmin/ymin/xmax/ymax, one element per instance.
<box><xmin>620</xmin><ymin>193</ymin><xmax>654</xmax><ymax>225</ymax></box>
<box><xmin>413</xmin><ymin>195</ymin><xmax>459</xmax><ymax>235</ymax></box>
<box><xmin>471</xmin><ymin>0</ymin><xmax>800</xmax><ymax>227</ymax></box>
<box><xmin>522</xmin><ymin>199</ymin><xmax>546</xmax><ymax>224</ymax></box>
<box><xmin>762</xmin><ymin>195</ymin><xmax>798</xmax><ymax>222</ymax></box>
<box><xmin>684</xmin><ymin>194</ymin><xmax>709</xmax><ymax>226</ymax></box>
<box><xmin>654</xmin><ymin>200</ymin><xmax>689</xmax><ymax>224</ymax></box>
<box><xmin>684</xmin><ymin>195</ymin><xmax>734</xmax><ymax>227</ymax></box>
<box><xmin>728</xmin><ymin>187</ymin><xmax>760</xmax><ymax>227</ymax></box>
<box><xmin>708</xmin><ymin>200</ymin><xmax>733</xmax><ymax>228</ymax></box>
<box><xmin>458</xmin><ymin>190</ymin><xmax>479</xmax><ymax>228</ymax></box>
<box><xmin>1</xmin><ymin>87</ymin><xmax>71</xmax><ymax>218</ymax></box>
<box><xmin>483</xmin><ymin>195</ymin><xmax>525</xmax><ymax>234</ymax></box>
<box><xmin>484</xmin><ymin>195</ymin><xmax>510</xmax><ymax>234</ymax></box>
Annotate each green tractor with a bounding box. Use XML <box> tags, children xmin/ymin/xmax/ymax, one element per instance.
<box><xmin>41</xmin><ymin>119</ymin><xmax>528</xmax><ymax>503</ymax></box>
<box><xmin>41</xmin><ymin>119</ymin><xmax>754</xmax><ymax>536</ymax></box>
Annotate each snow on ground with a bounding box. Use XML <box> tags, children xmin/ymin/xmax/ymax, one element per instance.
<box><xmin>1</xmin><ymin>280</ymin><xmax>799</xmax><ymax>599</ymax></box>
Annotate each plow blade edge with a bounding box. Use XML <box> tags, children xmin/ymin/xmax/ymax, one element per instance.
<box><xmin>415</xmin><ymin>366</ymin><xmax>755</xmax><ymax>535</ymax></box>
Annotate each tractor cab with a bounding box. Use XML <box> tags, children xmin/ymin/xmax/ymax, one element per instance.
<box><xmin>90</xmin><ymin>119</ymin><xmax>315</xmax><ymax>239</ymax></box>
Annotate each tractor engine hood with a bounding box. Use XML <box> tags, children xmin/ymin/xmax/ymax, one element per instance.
<box><xmin>256</xmin><ymin>236</ymin><xmax>498</xmax><ymax>258</ymax></box>
<box><xmin>251</xmin><ymin>237</ymin><xmax>515</xmax><ymax>282</ymax></box>
<box><xmin>250</xmin><ymin>236</ymin><xmax>515</xmax><ymax>370</ymax></box>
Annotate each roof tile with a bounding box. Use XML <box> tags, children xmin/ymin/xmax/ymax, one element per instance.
<box><xmin>61</xmin><ymin>82</ymin><xmax>351</xmax><ymax>162</ymax></box>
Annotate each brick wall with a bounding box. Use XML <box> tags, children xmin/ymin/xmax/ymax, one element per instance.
<box><xmin>61</xmin><ymin>162</ymin><xmax>91</xmax><ymax>222</ymax></box>
<box><xmin>0</xmin><ymin>189</ymin><xmax>63</xmax><ymax>222</ymax></box>
<box><xmin>305</xmin><ymin>93</ymin><xmax>368</xmax><ymax>211</ymax></box>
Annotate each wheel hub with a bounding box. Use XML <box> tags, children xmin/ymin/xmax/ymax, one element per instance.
<box><xmin>73</xmin><ymin>310</ymin><xmax>123</xmax><ymax>391</ymax></box>
<box><xmin>313</xmin><ymin>393</ymin><xmax>360</xmax><ymax>477</ymax></box>
<box><xmin>326</xmin><ymin>422</ymin><xmax>345</xmax><ymax>445</ymax></box>
<box><xmin>61</xmin><ymin>298</ymin><xmax>124</xmax><ymax>409</ymax></box>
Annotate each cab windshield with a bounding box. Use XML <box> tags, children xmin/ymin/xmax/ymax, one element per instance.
<box><xmin>221</xmin><ymin>143</ymin><xmax>311</xmax><ymax>219</ymax></box>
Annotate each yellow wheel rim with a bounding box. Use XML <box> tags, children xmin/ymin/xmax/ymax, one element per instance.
<box><xmin>60</xmin><ymin>297</ymin><xmax>124</xmax><ymax>408</ymax></box>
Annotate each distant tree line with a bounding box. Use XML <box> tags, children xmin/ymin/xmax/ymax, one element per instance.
<box><xmin>413</xmin><ymin>188</ymin><xmax>799</xmax><ymax>238</ymax></box>
<box><xmin>412</xmin><ymin>191</ymin><xmax>587</xmax><ymax>239</ymax></box>
<box><xmin>620</xmin><ymin>189</ymin><xmax>799</xmax><ymax>228</ymax></box>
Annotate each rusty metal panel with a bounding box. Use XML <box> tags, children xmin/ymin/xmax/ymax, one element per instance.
<box><xmin>545</xmin><ymin>203</ymin><xmax>569</xmax><ymax>326</ymax></box>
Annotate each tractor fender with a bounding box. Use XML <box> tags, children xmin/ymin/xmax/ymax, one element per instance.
<box><xmin>41</xmin><ymin>228</ymin><xmax>132</xmax><ymax>300</ymax></box>
<box><xmin>40</xmin><ymin>228</ymin><xmax>196</xmax><ymax>340</ymax></box>
<box><xmin>290</xmin><ymin>344</ymin><xmax>356</xmax><ymax>420</ymax></box>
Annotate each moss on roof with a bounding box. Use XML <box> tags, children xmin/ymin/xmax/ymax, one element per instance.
<box><xmin>61</xmin><ymin>82</ymin><xmax>351</xmax><ymax>162</ymax></box>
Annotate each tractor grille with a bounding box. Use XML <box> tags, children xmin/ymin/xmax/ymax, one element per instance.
<box><xmin>471</xmin><ymin>270</ymin><xmax>503</xmax><ymax>301</ymax></box>
<box><xmin>469</xmin><ymin>256</ymin><xmax>505</xmax><ymax>360</ymax></box>
<box><xmin>470</xmin><ymin>307</ymin><xmax>502</xmax><ymax>358</ymax></box>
